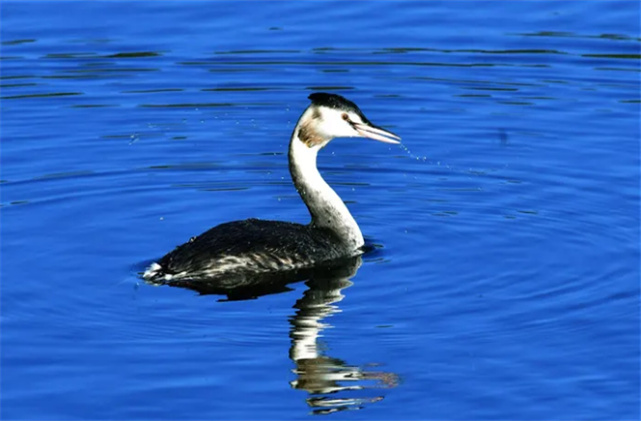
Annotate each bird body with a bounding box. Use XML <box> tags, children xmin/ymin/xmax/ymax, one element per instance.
<box><xmin>145</xmin><ymin>219</ymin><xmax>347</xmax><ymax>281</ymax></box>
<box><xmin>143</xmin><ymin>93</ymin><xmax>400</xmax><ymax>283</ymax></box>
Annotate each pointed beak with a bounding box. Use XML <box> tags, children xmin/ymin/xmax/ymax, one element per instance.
<box><xmin>353</xmin><ymin>122</ymin><xmax>401</xmax><ymax>144</ymax></box>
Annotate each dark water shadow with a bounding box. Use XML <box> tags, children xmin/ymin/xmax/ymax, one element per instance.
<box><xmin>146</xmin><ymin>255</ymin><xmax>398</xmax><ymax>414</ymax></box>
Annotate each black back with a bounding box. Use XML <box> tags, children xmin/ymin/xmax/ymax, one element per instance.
<box><xmin>151</xmin><ymin>219</ymin><xmax>350</xmax><ymax>282</ymax></box>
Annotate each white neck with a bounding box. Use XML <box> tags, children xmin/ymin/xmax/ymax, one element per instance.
<box><xmin>288</xmin><ymin>108</ymin><xmax>364</xmax><ymax>251</ymax></box>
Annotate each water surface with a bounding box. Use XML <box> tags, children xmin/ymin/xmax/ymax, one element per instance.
<box><xmin>1</xmin><ymin>1</ymin><xmax>639</xmax><ymax>419</ymax></box>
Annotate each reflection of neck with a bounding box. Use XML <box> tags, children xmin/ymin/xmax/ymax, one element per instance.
<box><xmin>287</xmin><ymin>258</ymin><xmax>398</xmax><ymax>412</ymax></box>
<box><xmin>288</xmin><ymin>108</ymin><xmax>364</xmax><ymax>251</ymax></box>
<box><xmin>289</xmin><ymin>277</ymin><xmax>352</xmax><ymax>362</ymax></box>
<box><xmin>288</xmin><ymin>257</ymin><xmax>361</xmax><ymax>395</ymax></box>
<box><xmin>289</xmin><ymin>275</ymin><xmax>355</xmax><ymax>395</ymax></box>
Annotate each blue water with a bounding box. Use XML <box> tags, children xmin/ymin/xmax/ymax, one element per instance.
<box><xmin>1</xmin><ymin>1</ymin><xmax>639</xmax><ymax>419</ymax></box>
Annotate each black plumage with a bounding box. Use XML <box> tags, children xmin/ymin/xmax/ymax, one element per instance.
<box><xmin>148</xmin><ymin>219</ymin><xmax>350</xmax><ymax>282</ymax></box>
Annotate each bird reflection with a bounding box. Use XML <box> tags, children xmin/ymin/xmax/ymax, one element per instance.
<box><xmin>147</xmin><ymin>255</ymin><xmax>398</xmax><ymax>414</ymax></box>
<box><xmin>288</xmin><ymin>256</ymin><xmax>399</xmax><ymax>414</ymax></box>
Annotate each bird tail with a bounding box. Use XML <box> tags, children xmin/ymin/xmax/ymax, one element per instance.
<box><xmin>142</xmin><ymin>262</ymin><xmax>164</xmax><ymax>281</ymax></box>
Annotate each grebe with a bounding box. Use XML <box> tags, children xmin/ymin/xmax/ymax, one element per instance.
<box><xmin>143</xmin><ymin>93</ymin><xmax>400</xmax><ymax>283</ymax></box>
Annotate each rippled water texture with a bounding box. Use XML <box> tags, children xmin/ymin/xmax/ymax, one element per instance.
<box><xmin>1</xmin><ymin>1</ymin><xmax>640</xmax><ymax>419</ymax></box>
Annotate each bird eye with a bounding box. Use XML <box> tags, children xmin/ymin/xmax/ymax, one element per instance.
<box><xmin>341</xmin><ymin>113</ymin><xmax>349</xmax><ymax>121</ymax></box>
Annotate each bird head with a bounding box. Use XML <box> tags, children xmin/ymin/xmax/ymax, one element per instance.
<box><xmin>297</xmin><ymin>93</ymin><xmax>401</xmax><ymax>148</ymax></box>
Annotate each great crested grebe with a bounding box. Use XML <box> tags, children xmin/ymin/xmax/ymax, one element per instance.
<box><xmin>143</xmin><ymin>93</ymin><xmax>400</xmax><ymax>282</ymax></box>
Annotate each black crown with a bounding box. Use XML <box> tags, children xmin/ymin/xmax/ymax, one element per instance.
<box><xmin>308</xmin><ymin>92</ymin><xmax>370</xmax><ymax>123</ymax></box>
